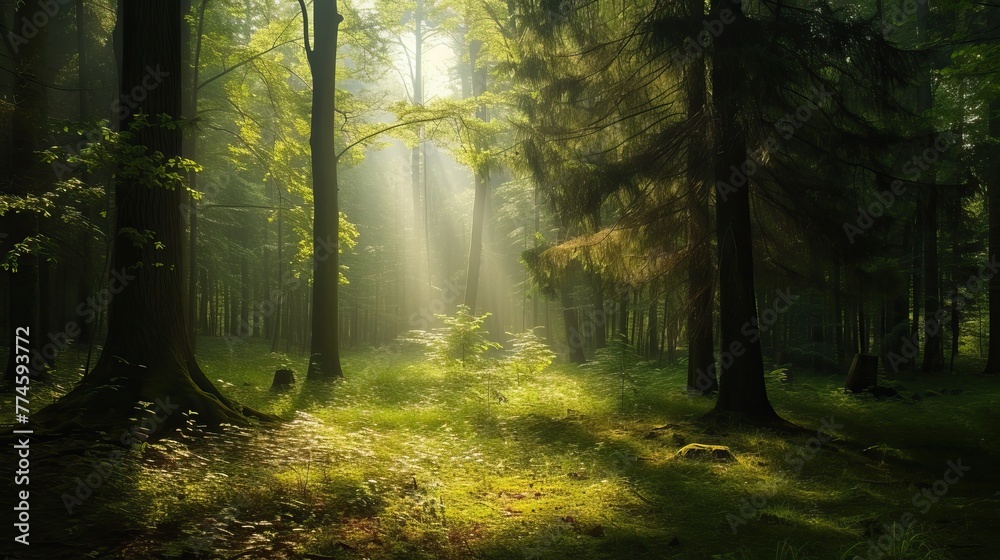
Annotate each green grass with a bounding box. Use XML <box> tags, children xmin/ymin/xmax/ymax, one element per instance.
<box><xmin>4</xmin><ymin>337</ymin><xmax>1000</xmax><ymax>559</ymax></box>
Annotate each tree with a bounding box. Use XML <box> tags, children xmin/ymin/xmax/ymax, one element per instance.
<box><xmin>1</xmin><ymin>0</ymin><xmax>47</xmax><ymax>383</ymax></box>
<box><xmin>917</xmin><ymin>0</ymin><xmax>945</xmax><ymax>373</ymax></box>
<box><xmin>37</xmin><ymin>0</ymin><xmax>260</xmax><ymax>432</ymax></box>
<box><xmin>463</xmin><ymin>38</ymin><xmax>490</xmax><ymax>314</ymax></box>
<box><xmin>301</xmin><ymin>0</ymin><xmax>346</xmax><ymax>380</ymax></box>
<box><xmin>707</xmin><ymin>0</ymin><xmax>779</xmax><ymax>420</ymax></box>
<box><xmin>982</xmin><ymin>7</ymin><xmax>1000</xmax><ymax>375</ymax></box>
<box><xmin>683</xmin><ymin>0</ymin><xmax>716</xmax><ymax>394</ymax></box>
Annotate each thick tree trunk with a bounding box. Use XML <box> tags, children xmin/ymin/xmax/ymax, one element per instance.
<box><xmin>306</xmin><ymin>0</ymin><xmax>345</xmax><ymax>379</ymax></box>
<box><xmin>709</xmin><ymin>0</ymin><xmax>779</xmax><ymax>420</ymax></box>
<box><xmin>37</xmin><ymin>0</ymin><xmax>255</xmax><ymax>433</ymax></box>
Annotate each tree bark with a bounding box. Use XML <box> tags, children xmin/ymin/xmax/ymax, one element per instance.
<box><xmin>921</xmin><ymin>184</ymin><xmax>944</xmax><ymax>371</ymax></box>
<box><xmin>305</xmin><ymin>0</ymin><xmax>346</xmax><ymax>379</ymax></box>
<box><xmin>685</xmin><ymin>0</ymin><xmax>716</xmax><ymax>394</ymax></box>
<box><xmin>562</xmin><ymin>293</ymin><xmax>586</xmax><ymax>363</ymax></box>
<box><xmin>591</xmin><ymin>272</ymin><xmax>606</xmax><ymax>349</ymax></box>
<box><xmin>37</xmin><ymin>0</ymin><xmax>255</xmax><ymax>433</ymax></box>
<box><xmin>464</xmin><ymin>39</ymin><xmax>489</xmax><ymax>314</ymax></box>
<box><xmin>2</xmin><ymin>0</ymin><xmax>47</xmax><ymax>382</ymax></box>
<box><xmin>917</xmin><ymin>0</ymin><xmax>943</xmax><ymax>372</ymax></box>
<box><xmin>709</xmin><ymin>0</ymin><xmax>780</xmax><ymax>420</ymax></box>
<box><xmin>984</xmin><ymin>95</ymin><xmax>1000</xmax><ymax>373</ymax></box>
<box><xmin>833</xmin><ymin>260</ymin><xmax>844</xmax><ymax>369</ymax></box>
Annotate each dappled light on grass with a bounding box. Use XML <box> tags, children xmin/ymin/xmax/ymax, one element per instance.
<box><xmin>5</xmin><ymin>338</ymin><xmax>997</xmax><ymax>558</ymax></box>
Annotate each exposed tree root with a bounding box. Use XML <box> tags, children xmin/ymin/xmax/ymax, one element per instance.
<box><xmin>32</xmin><ymin>357</ymin><xmax>277</xmax><ymax>442</ymax></box>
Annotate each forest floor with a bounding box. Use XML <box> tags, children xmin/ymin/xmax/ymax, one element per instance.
<box><xmin>2</xmin><ymin>338</ymin><xmax>999</xmax><ymax>560</ymax></box>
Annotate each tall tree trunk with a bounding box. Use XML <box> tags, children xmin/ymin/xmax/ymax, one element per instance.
<box><xmin>38</xmin><ymin>0</ymin><xmax>253</xmax><ymax>432</ymax></box>
<box><xmin>709</xmin><ymin>0</ymin><xmax>779</xmax><ymax>420</ymax></box>
<box><xmin>921</xmin><ymin>185</ymin><xmax>944</xmax><ymax>371</ymax></box>
<box><xmin>618</xmin><ymin>291</ymin><xmax>629</xmax><ymax>342</ymax></box>
<box><xmin>985</xmin><ymin>95</ymin><xmax>1000</xmax><ymax>373</ymax></box>
<box><xmin>532</xmin><ymin>182</ymin><xmax>540</xmax><ymax>327</ymax></box>
<box><xmin>917</xmin><ymin>0</ymin><xmax>943</xmax><ymax>372</ymax></box>
<box><xmin>859</xmin><ymin>299</ymin><xmax>868</xmax><ymax>354</ymax></box>
<box><xmin>591</xmin><ymin>272</ymin><xmax>606</xmax><ymax>349</ymax></box>
<box><xmin>464</xmin><ymin>39</ymin><xmax>489</xmax><ymax>314</ymax></box>
<box><xmin>185</xmin><ymin>0</ymin><xmax>209</xmax><ymax>353</ymax></box>
<box><xmin>305</xmin><ymin>0</ymin><xmax>346</xmax><ymax>379</ymax></box>
<box><xmin>562</xmin><ymin>297</ymin><xmax>585</xmax><ymax>363</ymax></box>
<box><xmin>411</xmin><ymin>0</ymin><xmax>428</xmax><ymax>297</ymax></box>
<box><xmin>685</xmin><ymin>0</ymin><xmax>716</xmax><ymax>394</ymax></box>
<box><xmin>77</xmin><ymin>0</ymin><xmax>90</xmax><ymax>119</ymax></box>
<box><xmin>910</xmin><ymin>210</ymin><xmax>922</xmax><ymax>357</ymax></box>
<box><xmin>646</xmin><ymin>297</ymin><xmax>658</xmax><ymax>361</ymax></box>
<box><xmin>2</xmin><ymin>0</ymin><xmax>47</xmax><ymax>382</ymax></box>
<box><xmin>199</xmin><ymin>267</ymin><xmax>210</xmax><ymax>334</ymax></box>
<box><xmin>833</xmin><ymin>260</ymin><xmax>844</xmax><ymax>369</ymax></box>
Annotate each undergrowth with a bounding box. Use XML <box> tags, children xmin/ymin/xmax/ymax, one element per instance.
<box><xmin>1</xmin><ymin>336</ymin><xmax>997</xmax><ymax>559</ymax></box>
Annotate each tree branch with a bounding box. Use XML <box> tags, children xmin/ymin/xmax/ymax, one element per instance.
<box><xmin>198</xmin><ymin>38</ymin><xmax>301</xmax><ymax>91</ymax></box>
<box><xmin>337</xmin><ymin>116</ymin><xmax>446</xmax><ymax>160</ymax></box>
<box><xmin>297</xmin><ymin>0</ymin><xmax>313</xmax><ymax>63</ymax></box>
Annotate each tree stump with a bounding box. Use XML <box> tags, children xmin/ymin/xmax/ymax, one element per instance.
<box><xmin>845</xmin><ymin>354</ymin><xmax>878</xmax><ymax>393</ymax></box>
<box><xmin>674</xmin><ymin>443</ymin><xmax>735</xmax><ymax>462</ymax></box>
<box><xmin>271</xmin><ymin>369</ymin><xmax>295</xmax><ymax>391</ymax></box>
